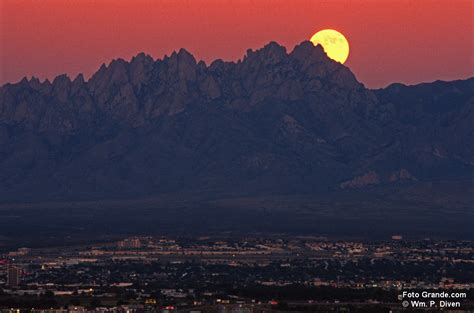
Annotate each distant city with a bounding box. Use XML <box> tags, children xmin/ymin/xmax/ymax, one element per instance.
<box><xmin>1</xmin><ymin>236</ymin><xmax>473</xmax><ymax>312</ymax></box>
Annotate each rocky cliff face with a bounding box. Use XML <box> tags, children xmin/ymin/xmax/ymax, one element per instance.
<box><xmin>0</xmin><ymin>41</ymin><xmax>472</xmax><ymax>201</ymax></box>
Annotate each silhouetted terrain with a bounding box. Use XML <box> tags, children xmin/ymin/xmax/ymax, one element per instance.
<box><xmin>0</xmin><ymin>41</ymin><xmax>472</xmax><ymax>201</ymax></box>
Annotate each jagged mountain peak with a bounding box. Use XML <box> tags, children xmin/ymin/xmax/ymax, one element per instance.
<box><xmin>72</xmin><ymin>73</ymin><xmax>85</xmax><ymax>85</ymax></box>
<box><xmin>131</xmin><ymin>52</ymin><xmax>154</xmax><ymax>63</ymax></box>
<box><xmin>290</xmin><ymin>40</ymin><xmax>326</xmax><ymax>60</ymax></box>
<box><xmin>4</xmin><ymin>41</ymin><xmax>354</xmax><ymax>93</ymax></box>
<box><xmin>245</xmin><ymin>41</ymin><xmax>287</xmax><ymax>63</ymax></box>
<box><xmin>0</xmin><ymin>40</ymin><xmax>372</xmax><ymax>130</ymax></box>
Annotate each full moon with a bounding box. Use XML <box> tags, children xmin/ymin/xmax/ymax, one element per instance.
<box><xmin>310</xmin><ymin>29</ymin><xmax>349</xmax><ymax>64</ymax></box>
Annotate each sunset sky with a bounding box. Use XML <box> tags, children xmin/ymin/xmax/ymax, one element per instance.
<box><xmin>1</xmin><ymin>0</ymin><xmax>472</xmax><ymax>88</ymax></box>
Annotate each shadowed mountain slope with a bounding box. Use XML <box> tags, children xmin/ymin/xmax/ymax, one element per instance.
<box><xmin>0</xmin><ymin>41</ymin><xmax>473</xmax><ymax>202</ymax></box>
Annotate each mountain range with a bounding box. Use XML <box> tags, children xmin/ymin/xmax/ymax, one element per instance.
<box><xmin>0</xmin><ymin>41</ymin><xmax>473</xmax><ymax>202</ymax></box>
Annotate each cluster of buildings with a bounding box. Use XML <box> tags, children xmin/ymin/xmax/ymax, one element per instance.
<box><xmin>0</xmin><ymin>237</ymin><xmax>472</xmax><ymax>311</ymax></box>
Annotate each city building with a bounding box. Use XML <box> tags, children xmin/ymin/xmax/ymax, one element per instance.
<box><xmin>7</xmin><ymin>265</ymin><xmax>21</xmax><ymax>287</ymax></box>
<box><xmin>117</xmin><ymin>237</ymin><xmax>142</xmax><ymax>249</ymax></box>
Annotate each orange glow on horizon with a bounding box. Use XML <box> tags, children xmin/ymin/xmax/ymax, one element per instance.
<box><xmin>0</xmin><ymin>0</ymin><xmax>472</xmax><ymax>88</ymax></box>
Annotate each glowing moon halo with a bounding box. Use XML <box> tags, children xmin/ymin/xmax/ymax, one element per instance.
<box><xmin>310</xmin><ymin>29</ymin><xmax>349</xmax><ymax>64</ymax></box>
